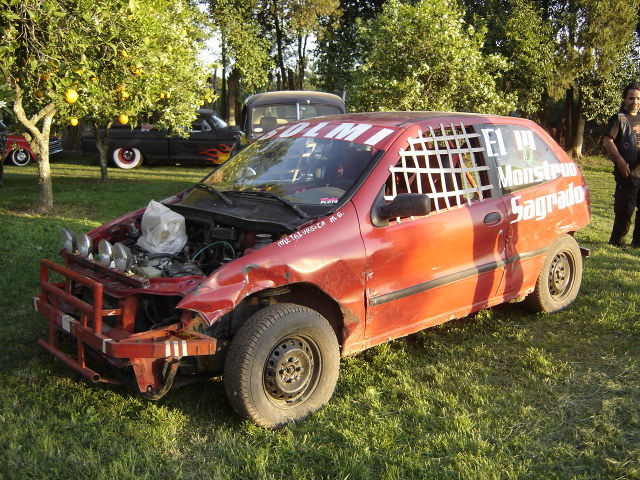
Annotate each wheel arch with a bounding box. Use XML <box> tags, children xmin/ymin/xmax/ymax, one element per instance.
<box><xmin>207</xmin><ymin>282</ymin><xmax>352</xmax><ymax>351</ymax></box>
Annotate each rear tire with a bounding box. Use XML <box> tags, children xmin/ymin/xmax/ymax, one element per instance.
<box><xmin>524</xmin><ymin>235</ymin><xmax>583</xmax><ymax>313</ymax></box>
<box><xmin>112</xmin><ymin>147</ymin><xmax>143</xmax><ymax>169</ymax></box>
<box><xmin>223</xmin><ymin>303</ymin><xmax>340</xmax><ymax>429</ymax></box>
<box><xmin>8</xmin><ymin>148</ymin><xmax>32</xmax><ymax>166</ymax></box>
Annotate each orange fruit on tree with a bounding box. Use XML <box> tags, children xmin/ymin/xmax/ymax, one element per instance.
<box><xmin>35</xmin><ymin>90</ymin><xmax>44</xmax><ymax>99</ymax></box>
<box><xmin>70</xmin><ymin>118</ymin><xmax>79</xmax><ymax>126</ymax></box>
<box><xmin>64</xmin><ymin>88</ymin><xmax>79</xmax><ymax>104</ymax></box>
<box><xmin>118</xmin><ymin>113</ymin><xmax>129</xmax><ymax>125</ymax></box>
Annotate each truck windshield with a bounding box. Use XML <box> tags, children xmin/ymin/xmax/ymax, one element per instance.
<box><xmin>251</xmin><ymin>104</ymin><xmax>344</xmax><ymax>135</ymax></box>
<box><xmin>201</xmin><ymin>135</ymin><xmax>379</xmax><ymax>206</ymax></box>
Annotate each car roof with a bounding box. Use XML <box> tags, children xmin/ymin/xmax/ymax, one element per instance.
<box><xmin>244</xmin><ymin>91</ymin><xmax>346</xmax><ymax>108</ymax></box>
<box><xmin>303</xmin><ymin>111</ymin><xmax>528</xmax><ymax>128</ymax></box>
<box><xmin>197</xmin><ymin>108</ymin><xmax>222</xmax><ymax>118</ymax></box>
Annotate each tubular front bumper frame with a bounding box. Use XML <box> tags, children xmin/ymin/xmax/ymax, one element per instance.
<box><xmin>34</xmin><ymin>259</ymin><xmax>218</xmax><ymax>388</ymax></box>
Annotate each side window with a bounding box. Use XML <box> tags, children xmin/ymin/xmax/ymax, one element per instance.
<box><xmin>479</xmin><ymin>124</ymin><xmax>562</xmax><ymax>193</ymax></box>
<box><xmin>191</xmin><ymin>119</ymin><xmax>205</xmax><ymax>132</ymax></box>
<box><xmin>385</xmin><ymin>123</ymin><xmax>493</xmax><ymax>214</ymax></box>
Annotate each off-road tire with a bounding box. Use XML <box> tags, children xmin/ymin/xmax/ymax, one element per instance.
<box><xmin>223</xmin><ymin>303</ymin><xmax>340</xmax><ymax>429</ymax></box>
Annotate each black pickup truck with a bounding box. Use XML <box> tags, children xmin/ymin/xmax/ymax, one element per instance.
<box><xmin>81</xmin><ymin>91</ymin><xmax>346</xmax><ymax>169</ymax></box>
<box><xmin>81</xmin><ymin>109</ymin><xmax>240</xmax><ymax>169</ymax></box>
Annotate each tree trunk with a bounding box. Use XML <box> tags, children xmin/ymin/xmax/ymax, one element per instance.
<box><xmin>37</xmin><ymin>145</ymin><xmax>53</xmax><ymax>212</ymax></box>
<box><xmin>567</xmin><ymin>99</ymin><xmax>585</xmax><ymax>159</ymax></box>
<box><xmin>34</xmin><ymin>115</ymin><xmax>54</xmax><ymax>213</ymax></box>
<box><xmin>272</xmin><ymin>2</ymin><xmax>286</xmax><ymax>90</ymax></box>
<box><xmin>563</xmin><ymin>87</ymin><xmax>574</xmax><ymax>151</ymax></box>
<box><xmin>94</xmin><ymin>122</ymin><xmax>111</xmax><ymax>182</ymax></box>
<box><xmin>12</xmin><ymin>88</ymin><xmax>55</xmax><ymax>213</ymax></box>
<box><xmin>539</xmin><ymin>90</ymin><xmax>549</xmax><ymax>130</ymax></box>
<box><xmin>297</xmin><ymin>34</ymin><xmax>308</xmax><ymax>90</ymax></box>
<box><xmin>228</xmin><ymin>67</ymin><xmax>241</xmax><ymax>126</ymax></box>
<box><xmin>220</xmin><ymin>35</ymin><xmax>228</xmax><ymax>122</ymax></box>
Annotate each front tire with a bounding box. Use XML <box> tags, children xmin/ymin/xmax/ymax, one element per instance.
<box><xmin>8</xmin><ymin>148</ymin><xmax>32</xmax><ymax>166</ymax></box>
<box><xmin>224</xmin><ymin>303</ymin><xmax>340</xmax><ymax>429</ymax></box>
<box><xmin>524</xmin><ymin>235</ymin><xmax>583</xmax><ymax>313</ymax></box>
<box><xmin>112</xmin><ymin>147</ymin><xmax>143</xmax><ymax>169</ymax></box>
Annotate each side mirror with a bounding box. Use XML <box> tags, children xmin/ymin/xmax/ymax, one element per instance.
<box><xmin>372</xmin><ymin>193</ymin><xmax>431</xmax><ymax>227</ymax></box>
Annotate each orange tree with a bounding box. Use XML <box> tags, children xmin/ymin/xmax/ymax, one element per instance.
<box><xmin>0</xmin><ymin>0</ymin><xmax>213</xmax><ymax>212</ymax></box>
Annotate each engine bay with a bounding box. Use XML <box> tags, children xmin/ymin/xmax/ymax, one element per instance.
<box><xmin>69</xmin><ymin>208</ymin><xmax>285</xmax><ymax>281</ymax></box>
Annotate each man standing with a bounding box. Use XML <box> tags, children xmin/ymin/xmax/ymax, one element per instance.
<box><xmin>603</xmin><ymin>83</ymin><xmax>640</xmax><ymax>248</ymax></box>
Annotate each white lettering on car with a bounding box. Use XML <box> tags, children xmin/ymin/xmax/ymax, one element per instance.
<box><xmin>481</xmin><ymin>128</ymin><xmax>507</xmax><ymax>157</ymax></box>
<box><xmin>325</xmin><ymin>123</ymin><xmax>373</xmax><ymax>141</ymax></box>
<box><xmin>513</xmin><ymin>129</ymin><xmax>536</xmax><ymax>152</ymax></box>
<box><xmin>261</xmin><ymin>122</ymin><xmax>398</xmax><ymax>148</ymax></box>
<box><xmin>280</xmin><ymin>123</ymin><xmax>310</xmax><ymax>137</ymax></box>
<box><xmin>510</xmin><ymin>183</ymin><xmax>586</xmax><ymax>223</ymax></box>
<box><xmin>302</xmin><ymin>122</ymin><xmax>329</xmax><ymax>138</ymax></box>
<box><xmin>259</xmin><ymin>126</ymin><xmax>289</xmax><ymax>140</ymax></box>
<box><xmin>363</xmin><ymin>128</ymin><xmax>395</xmax><ymax>146</ymax></box>
<box><xmin>498</xmin><ymin>161</ymin><xmax>578</xmax><ymax>188</ymax></box>
<box><xmin>277</xmin><ymin>212</ymin><xmax>344</xmax><ymax>247</ymax></box>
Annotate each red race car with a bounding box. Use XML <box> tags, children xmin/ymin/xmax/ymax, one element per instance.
<box><xmin>34</xmin><ymin>112</ymin><xmax>590</xmax><ymax>428</ymax></box>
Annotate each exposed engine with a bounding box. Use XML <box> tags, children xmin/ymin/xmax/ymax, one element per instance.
<box><xmin>61</xmin><ymin>208</ymin><xmax>281</xmax><ymax>281</ymax></box>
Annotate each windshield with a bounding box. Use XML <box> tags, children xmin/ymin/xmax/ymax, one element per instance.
<box><xmin>251</xmin><ymin>104</ymin><xmax>344</xmax><ymax>135</ymax></box>
<box><xmin>208</xmin><ymin>113</ymin><xmax>229</xmax><ymax>129</ymax></box>
<box><xmin>201</xmin><ymin>135</ymin><xmax>380</xmax><ymax>206</ymax></box>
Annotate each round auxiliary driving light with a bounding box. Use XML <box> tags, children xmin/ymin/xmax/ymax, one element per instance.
<box><xmin>60</xmin><ymin>228</ymin><xmax>77</xmax><ymax>252</ymax></box>
<box><xmin>96</xmin><ymin>239</ymin><xmax>113</xmax><ymax>266</ymax></box>
<box><xmin>112</xmin><ymin>242</ymin><xmax>132</xmax><ymax>271</ymax></box>
<box><xmin>77</xmin><ymin>234</ymin><xmax>93</xmax><ymax>259</ymax></box>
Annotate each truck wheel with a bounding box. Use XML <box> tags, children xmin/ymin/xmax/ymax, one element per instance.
<box><xmin>8</xmin><ymin>148</ymin><xmax>32</xmax><ymax>166</ymax></box>
<box><xmin>524</xmin><ymin>235</ymin><xmax>583</xmax><ymax>313</ymax></box>
<box><xmin>223</xmin><ymin>303</ymin><xmax>340</xmax><ymax>429</ymax></box>
<box><xmin>113</xmin><ymin>147</ymin><xmax>143</xmax><ymax>169</ymax></box>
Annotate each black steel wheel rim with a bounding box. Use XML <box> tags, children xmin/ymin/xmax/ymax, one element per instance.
<box><xmin>263</xmin><ymin>335</ymin><xmax>321</xmax><ymax>407</ymax></box>
<box><xmin>547</xmin><ymin>251</ymin><xmax>574</xmax><ymax>300</ymax></box>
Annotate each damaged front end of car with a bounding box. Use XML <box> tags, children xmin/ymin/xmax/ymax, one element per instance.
<box><xmin>33</xmin><ymin>195</ymin><xmax>292</xmax><ymax>400</ymax></box>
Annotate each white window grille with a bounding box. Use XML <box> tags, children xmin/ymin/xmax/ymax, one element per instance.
<box><xmin>386</xmin><ymin>123</ymin><xmax>493</xmax><ymax>213</ymax></box>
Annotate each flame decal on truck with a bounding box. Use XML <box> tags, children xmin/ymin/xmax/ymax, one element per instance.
<box><xmin>200</xmin><ymin>143</ymin><xmax>234</xmax><ymax>165</ymax></box>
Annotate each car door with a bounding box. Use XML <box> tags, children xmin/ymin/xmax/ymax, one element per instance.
<box><xmin>477</xmin><ymin>121</ymin><xmax>588</xmax><ymax>299</ymax></box>
<box><xmin>354</xmin><ymin>122</ymin><xmax>510</xmax><ymax>343</ymax></box>
<box><xmin>171</xmin><ymin>116</ymin><xmax>234</xmax><ymax>166</ymax></box>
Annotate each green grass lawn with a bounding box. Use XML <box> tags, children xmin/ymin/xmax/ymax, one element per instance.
<box><xmin>0</xmin><ymin>153</ymin><xmax>638</xmax><ymax>479</ymax></box>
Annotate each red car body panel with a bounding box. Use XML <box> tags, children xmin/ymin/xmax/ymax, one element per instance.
<box><xmin>34</xmin><ymin>112</ymin><xmax>591</xmax><ymax>399</ymax></box>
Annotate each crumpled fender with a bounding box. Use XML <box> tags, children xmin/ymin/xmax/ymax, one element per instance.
<box><xmin>177</xmin><ymin>260</ymin><xmax>291</xmax><ymax>326</ymax></box>
<box><xmin>176</xmin><ymin>203</ymin><xmax>368</xmax><ymax>329</ymax></box>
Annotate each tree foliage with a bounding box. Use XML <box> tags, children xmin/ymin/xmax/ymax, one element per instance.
<box><xmin>348</xmin><ymin>0</ymin><xmax>516</xmax><ymax>114</ymax></box>
<box><xmin>464</xmin><ymin>0</ymin><xmax>554</xmax><ymax>118</ymax></box>
<box><xmin>255</xmin><ymin>0</ymin><xmax>339</xmax><ymax>89</ymax></box>
<box><xmin>314</xmin><ymin>0</ymin><xmax>384</xmax><ymax>96</ymax></box>
<box><xmin>549</xmin><ymin>0</ymin><xmax>640</xmax><ymax>157</ymax></box>
<box><xmin>209</xmin><ymin>0</ymin><xmax>273</xmax><ymax>93</ymax></box>
<box><xmin>0</xmin><ymin>0</ymin><xmax>212</xmax><ymax>210</ymax></box>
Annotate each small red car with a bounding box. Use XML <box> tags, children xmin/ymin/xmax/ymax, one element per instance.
<box><xmin>34</xmin><ymin>112</ymin><xmax>590</xmax><ymax>428</ymax></box>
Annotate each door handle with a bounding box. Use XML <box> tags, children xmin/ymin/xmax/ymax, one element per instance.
<box><xmin>484</xmin><ymin>212</ymin><xmax>502</xmax><ymax>225</ymax></box>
